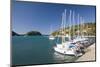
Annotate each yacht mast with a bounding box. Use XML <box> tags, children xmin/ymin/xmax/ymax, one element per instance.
<box><xmin>69</xmin><ymin>10</ymin><xmax>72</xmax><ymax>40</ymax></box>
<box><xmin>50</xmin><ymin>25</ymin><xmax>52</xmax><ymax>35</ymax></box>
<box><xmin>61</xmin><ymin>12</ymin><xmax>64</xmax><ymax>45</ymax></box>
<box><xmin>64</xmin><ymin>9</ymin><xmax>67</xmax><ymax>42</ymax></box>
<box><xmin>61</xmin><ymin>9</ymin><xmax>67</xmax><ymax>44</ymax></box>
<box><xmin>80</xmin><ymin>16</ymin><xmax>82</xmax><ymax>38</ymax></box>
<box><xmin>82</xmin><ymin>18</ymin><xmax>85</xmax><ymax>37</ymax></box>
<box><xmin>77</xmin><ymin>14</ymin><xmax>80</xmax><ymax>37</ymax></box>
<box><xmin>72</xmin><ymin>11</ymin><xmax>75</xmax><ymax>39</ymax></box>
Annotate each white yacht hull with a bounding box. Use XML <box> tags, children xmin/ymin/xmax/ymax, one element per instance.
<box><xmin>49</xmin><ymin>37</ymin><xmax>55</xmax><ymax>40</ymax></box>
<box><xmin>49</xmin><ymin>36</ymin><xmax>55</xmax><ymax>40</ymax></box>
<box><xmin>54</xmin><ymin>47</ymin><xmax>75</xmax><ymax>55</ymax></box>
<box><xmin>73</xmin><ymin>37</ymin><xmax>88</xmax><ymax>43</ymax></box>
<box><xmin>54</xmin><ymin>44</ymin><xmax>82</xmax><ymax>56</ymax></box>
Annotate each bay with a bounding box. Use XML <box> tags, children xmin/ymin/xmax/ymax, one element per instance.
<box><xmin>12</xmin><ymin>36</ymin><xmax>79</xmax><ymax>65</ymax></box>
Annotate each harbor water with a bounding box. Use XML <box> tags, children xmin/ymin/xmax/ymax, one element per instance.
<box><xmin>12</xmin><ymin>36</ymin><xmax>95</xmax><ymax>65</ymax></box>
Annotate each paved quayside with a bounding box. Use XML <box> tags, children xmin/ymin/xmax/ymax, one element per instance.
<box><xmin>76</xmin><ymin>43</ymin><xmax>96</xmax><ymax>62</ymax></box>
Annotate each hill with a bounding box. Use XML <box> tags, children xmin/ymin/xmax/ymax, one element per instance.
<box><xmin>51</xmin><ymin>22</ymin><xmax>96</xmax><ymax>36</ymax></box>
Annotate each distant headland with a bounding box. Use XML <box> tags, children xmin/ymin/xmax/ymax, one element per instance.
<box><xmin>12</xmin><ymin>31</ymin><xmax>42</xmax><ymax>36</ymax></box>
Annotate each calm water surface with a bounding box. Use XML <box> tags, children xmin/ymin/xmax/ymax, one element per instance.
<box><xmin>12</xmin><ymin>36</ymin><xmax>80</xmax><ymax>65</ymax></box>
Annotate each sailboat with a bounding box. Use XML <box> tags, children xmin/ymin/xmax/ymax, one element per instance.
<box><xmin>49</xmin><ymin>26</ymin><xmax>55</xmax><ymax>40</ymax></box>
<box><xmin>72</xmin><ymin>14</ymin><xmax>88</xmax><ymax>43</ymax></box>
<box><xmin>54</xmin><ymin>9</ymin><xmax>83</xmax><ymax>56</ymax></box>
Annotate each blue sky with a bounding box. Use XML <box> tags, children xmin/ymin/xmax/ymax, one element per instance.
<box><xmin>12</xmin><ymin>1</ymin><xmax>96</xmax><ymax>35</ymax></box>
